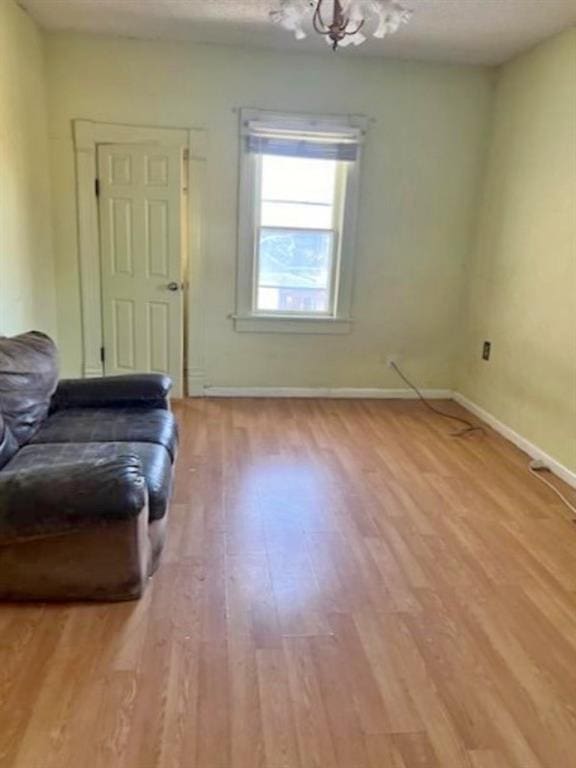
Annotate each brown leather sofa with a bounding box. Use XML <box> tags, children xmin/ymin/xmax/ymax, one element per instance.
<box><xmin>0</xmin><ymin>331</ymin><xmax>178</xmax><ymax>601</ymax></box>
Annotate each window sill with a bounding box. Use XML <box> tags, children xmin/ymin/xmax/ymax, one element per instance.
<box><xmin>232</xmin><ymin>314</ymin><xmax>353</xmax><ymax>335</ymax></box>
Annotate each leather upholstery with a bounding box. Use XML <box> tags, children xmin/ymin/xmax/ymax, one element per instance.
<box><xmin>0</xmin><ymin>455</ymin><xmax>146</xmax><ymax>542</ymax></box>
<box><xmin>0</xmin><ymin>332</ymin><xmax>59</xmax><ymax>445</ymax></box>
<box><xmin>149</xmin><ymin>517</ymin><xmax>167</xmax><ymax>575</ymax></box>
<box><xmin>52</xmin><ymin>374</ymin><xmax>172</xmax><ymax>411</ymax></box>
<box><xmin>3</xmin><ymin>441</ymin><xmax>172</xmax><ymax>521</ymax></box>
<box><xmin>0</xmin><ymin>413</ymin><xmax>18</xmax><ymax>470</ymax></box>
<box><xmin>0</xmin><ymin>514</ymin><xmax>150</xmax><ymax>602</ymax></box>
<box><xmin>0</xmin><ymin>332</ymin><xmax>176</xmax><ymax>601</ymax></box>
<box><xmin>31</xmin><ymin>407</ymin><xmax>178</xmax><ymax>461</ymax></box>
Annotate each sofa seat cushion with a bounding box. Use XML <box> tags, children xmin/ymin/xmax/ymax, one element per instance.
<box><xmin>3</xmin><ymin>441</ymin><xmax>172</xmax><ymax>521</ymax></box>
<box><xmin>30</xmin><ymin>407</ymin><xmax>177</xmax><ymax>461</ymax></box>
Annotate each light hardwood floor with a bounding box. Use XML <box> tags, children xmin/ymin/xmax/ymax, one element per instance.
<box><xmin>1</xmin><ymin>398</ymin><xmax>576</xmax><ymax>768</ymax></box>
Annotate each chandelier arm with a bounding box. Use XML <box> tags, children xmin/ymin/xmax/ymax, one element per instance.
<box><xmin>313</xmin><ymin>15</ymin><xmax>331</xmax><ymax>34</ymax></box>
<box><xmin>343</xmin><ymin>18</ymin><xmax>365</xmax><ymax>36</ymax></box>
<box><xmin>313</xmin><ymin>0</ymin><xmax>328</xmax><ymax>33</ymax></box>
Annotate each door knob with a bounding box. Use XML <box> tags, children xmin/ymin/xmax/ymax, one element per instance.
<box><xmin>166</xmin><ymin>282</ymin><xmax>180</xmax><ymax>292</ymax></box>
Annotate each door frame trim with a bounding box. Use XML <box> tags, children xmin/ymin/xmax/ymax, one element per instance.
<box><xmin>73</xmin><ymin>120</ymin><xmax>207</xmax><ymax>394</ymax></box>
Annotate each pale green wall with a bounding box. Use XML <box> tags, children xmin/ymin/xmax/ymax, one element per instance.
<box><xmin>5</xmin><ymin>16</ymin><xmax>573</xmax><ymax>470</ymax></box>
<box><xmin>0</xmin><ymin>0</ymin><xmax>56</xmax><ymax>337</ymax></box>
<box><xmin>459</xmin><ymin>29</ymin><xmax>576</xmax><ymax>472</ymax></box>
<box><xmin>46</xmin><ymin>33</ymin><xmax>493</xmax><ymax>385</ymax></box>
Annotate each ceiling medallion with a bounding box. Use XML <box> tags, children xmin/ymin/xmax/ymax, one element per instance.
<box><xmin>271</xmin><ymin>0</ymin><xmax>413</xmax><ymax>51</ymax></box>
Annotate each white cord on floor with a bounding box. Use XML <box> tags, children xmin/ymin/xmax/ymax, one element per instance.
<box><xmin>529</xmin><ymin>463</ymin><xmax>576</xmax><ymax>517</ymax></box>
<box><xmin>388</xmin><ymin>361</ymin><xmax>575</xmax><ymax>516</ymax></box>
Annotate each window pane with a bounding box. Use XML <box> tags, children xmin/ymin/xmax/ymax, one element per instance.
<box><xmin>256</xmin><ymin>228</ymin><xmax>333</xmax><ymax>314</ymax></box>
<box><xmin>261</xmin><ymin>201</ymin><xmax>333</xmax><ymax>229</ymax></box>
<box><xmin>261</xmin><ymin>155</ymin><xmax>337</xmax><ymax>204</ymax></box>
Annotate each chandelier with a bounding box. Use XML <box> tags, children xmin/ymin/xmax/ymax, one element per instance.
<box><xmin>271</xmin><ymin>0</ymin><xmax>413</xmax><ymax>51</ymax></box>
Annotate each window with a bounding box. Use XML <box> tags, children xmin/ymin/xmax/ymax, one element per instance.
<box><xmin>235</xmin><ymin>109</ymin><xmax>366</xmax><ymax>333</ymax></box>
<box><xmin>257</xmin><ymin>155</ymin><xmax>341</xmax><ymax>315</ymax></box>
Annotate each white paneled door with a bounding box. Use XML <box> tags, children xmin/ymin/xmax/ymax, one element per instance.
<box><xmin>97</xmin><ymin>144</ymin><xmax>184</xmax><ymax>396</ymax></box>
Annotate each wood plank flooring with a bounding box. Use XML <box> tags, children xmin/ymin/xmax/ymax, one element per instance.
<box><xmin>1</xmin><ymin>397</ymin><xmax>576</xmax><ymax>768</ymax></box>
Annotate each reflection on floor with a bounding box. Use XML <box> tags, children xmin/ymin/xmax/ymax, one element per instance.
<box><xmin>1</xmin><ymin>397</ymin><xmax>576</xmax><ymax>768</ymax></box>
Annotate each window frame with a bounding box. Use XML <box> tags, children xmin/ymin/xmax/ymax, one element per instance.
<box><xmin>234</xmin><ymin>109</ymin><xmax>367</xmax><ymax>334</ymax></box>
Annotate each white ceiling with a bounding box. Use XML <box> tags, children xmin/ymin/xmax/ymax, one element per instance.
<box><xmin>19</xmin><ymin>0</ymin><xmax>576</xmax><ymax>65</ymax></box>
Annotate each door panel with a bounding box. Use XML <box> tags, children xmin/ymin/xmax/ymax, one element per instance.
<box><xmin>113</xmin><ymin>299</ymin><xmax>136</xmax><ymax>370</ymax></box>
<box><xmin>146</xmin><ymin>200</ymin><xmax>169</xmax><ymax>277</ymax></box>
<box><xmin>109</xmin><ymin>198</ymin><xmax>134</xmax><ymax>276</ymax></box>
<box><xmin>98</xmin><ymin>143</ymin><xmax>184</xmax><ymax>396</ymax></box>
<box><xmin>147</xmin><ymin>302</ymin><xmax>169</xmax><ymax>373</ymax></box>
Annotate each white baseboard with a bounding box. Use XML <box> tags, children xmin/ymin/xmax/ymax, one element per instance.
<box><xmin>203</xmin><ymin>386</ymin><xmax>453</xmax><ymax>400</ymax></box>
<box><xmin>453</xmin><ymin>392</ymin><xmax>576</xmax><ymax>489</ymax></box>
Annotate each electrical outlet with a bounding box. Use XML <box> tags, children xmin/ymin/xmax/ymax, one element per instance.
<box><xmin>482</xmin><ymin>341</ymin><xmax>491</xmax><ymax>361</ymax></box>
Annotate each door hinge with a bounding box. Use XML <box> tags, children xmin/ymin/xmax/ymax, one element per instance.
<box><xmin>100</xmin><ymin>346</ymin><xmax>105</xmax><ymax>363</ymax></box>
<box><xmin>95</xmin><ymin>178</ymin><xmax>100</xmax><ymax>197</ymax></box>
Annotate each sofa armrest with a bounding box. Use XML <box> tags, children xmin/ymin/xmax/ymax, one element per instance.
<box><xmin>0</xmin><ymin>455</ymin><xmax>147</xmax><ymax>543</ymax></box>
<box><xmin>51</xmin><ymin>374</ymin><xmax>172</xmax><ymax>411</ymax></box>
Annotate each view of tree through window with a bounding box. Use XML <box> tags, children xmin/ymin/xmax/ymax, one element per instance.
<box><xmin>256</xmin><ymin>155</ymin><xmax>338</xmax><ymax>314</ymax></box>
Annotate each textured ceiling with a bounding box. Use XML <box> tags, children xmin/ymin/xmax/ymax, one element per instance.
<box><xmin>19</xmin><ymin>0</ymin><xmax>576</xmax><ymax>65</ymax></box>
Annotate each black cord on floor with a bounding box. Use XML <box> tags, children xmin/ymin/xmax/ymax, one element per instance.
<box><xmin>390</xmin><ymin>361</ymin><xmax>484</xmax><ymax>438</ymax></box>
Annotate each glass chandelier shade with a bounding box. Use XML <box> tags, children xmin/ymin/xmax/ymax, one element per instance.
<box><xmin>270</xmin><ymin>0</ymin><xmax>413</xmax><ymax>50</ymax></box>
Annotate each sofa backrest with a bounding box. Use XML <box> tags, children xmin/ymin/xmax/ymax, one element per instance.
<box><xmin>0</xmin><ymin>332</ymin><xmax>59</xmax><ymax>447</ymax></box>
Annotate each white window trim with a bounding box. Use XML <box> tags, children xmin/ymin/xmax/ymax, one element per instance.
<box><xmin>234</xmin><ymin>108</ymin><xmax>367</xmax><ymax>335</ymax></box>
